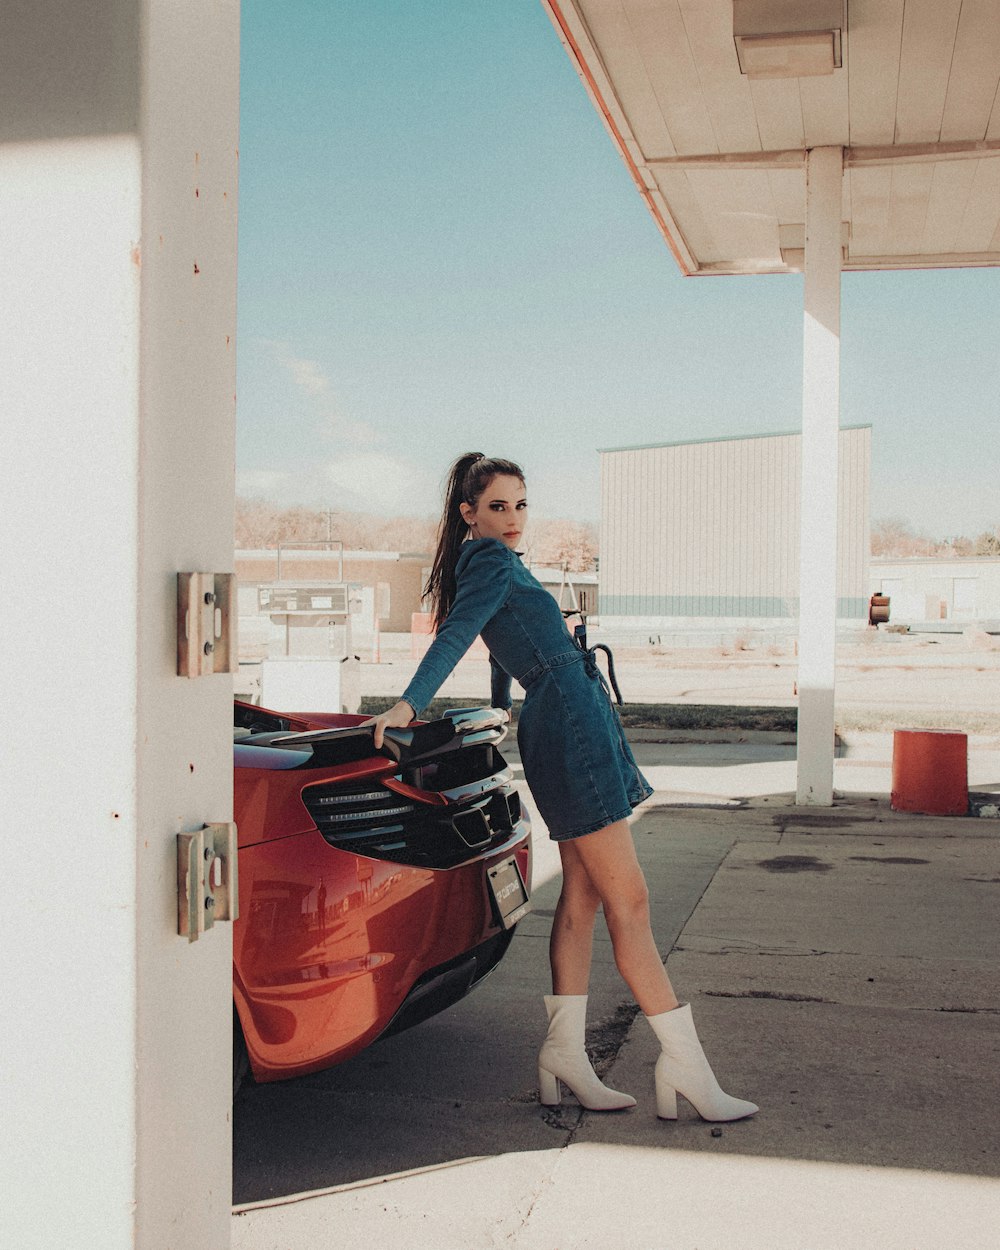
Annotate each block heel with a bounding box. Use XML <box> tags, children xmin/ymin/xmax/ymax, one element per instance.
<box><xmin>538</xmin><ymin>1066</ymin><xmax>561</xmax><ymax>1107</ymax></box>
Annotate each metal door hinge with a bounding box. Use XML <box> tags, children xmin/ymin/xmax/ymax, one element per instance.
<box><xmin>177</xmin><ymin>823</ymin><xmax>239</xmax><ymax>942</ymax></box>
<box><xmin>177</xmin><ymin>572</ymin><xmax>237</xmax><ymax>677</ymax></box>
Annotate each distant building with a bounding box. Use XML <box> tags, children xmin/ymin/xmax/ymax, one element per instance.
<box><xmin>871</xmin><ymin>556</ymin><xmax>1000</xmax><ymax>628</ymax></box>
<box><xmin>599</xmin><ymin>427</ymin><xmax>871</xmax><ymax>635</ymax></box>
<box><xmin>235</xmin><ymin>548</ymin><xmax>429</xmax><ymax>634</ymax></box>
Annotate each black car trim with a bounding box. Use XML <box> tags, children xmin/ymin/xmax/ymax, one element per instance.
<box><xmin>436</xmin><ymin>766</ymin><xmax>514</xmax><ymax>805</ymax></box>
<box><xmin>376</xmin><ymin>927</ymin><xmax>516</xmax><ymax>1042</ymax></box>
<box><xmin>258</xmin><ymin>706</ymin><xmax>508</xmax><ymax>769</ymax></box>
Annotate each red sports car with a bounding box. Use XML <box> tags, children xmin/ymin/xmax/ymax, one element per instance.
<box><xmin>232</xmin><ymin>700</ymin><xmax>531</xmax><ymax>1092</ymax></box>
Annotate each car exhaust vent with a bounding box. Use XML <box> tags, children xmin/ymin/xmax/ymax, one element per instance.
<box><xmin>503</xmin><ymin>790</ymin><xmax>521</xmax><ymax>827</ymax></box>
<box><xmin>452</xmin><ymin>808</ymin><xmax>492</xmax><ymax>849</ymax></box>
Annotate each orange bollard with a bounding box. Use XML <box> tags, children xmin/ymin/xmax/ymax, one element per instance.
<box><xmin>891</xmin><ymin>729</ymin><xmax>968</xmax><ymax>815</ymax></box>
<box><xmin>410</xmin><ymin>611</ymin><xmax>434</xmax><ymax>659</ymax></box>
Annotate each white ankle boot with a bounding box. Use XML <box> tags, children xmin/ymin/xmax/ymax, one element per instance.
<box><xmin>647</xmin><ymin>1004</ymin><xmax>758</xmax><ymax>1122</ymax></box>
<box><xmin>538</xmin><ymin>995</ymin><xmax>636</xmax><ymax>1111</ymax></box>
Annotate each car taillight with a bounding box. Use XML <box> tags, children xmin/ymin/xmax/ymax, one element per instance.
<box><xmin>306</xmin><ymin>783</ymin><xmax>418</xmax><ymax>836</ymax></box>
<box><xmin>301</xmin><ymin>778</ymin><xmax>527</xmax><ymax>869</ymax></box>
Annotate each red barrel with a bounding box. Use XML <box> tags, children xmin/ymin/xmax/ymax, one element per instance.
<box><xmin>891</xmin><ymin>729</ymin><xmax>968</xmax><ymax>815</ymax></box>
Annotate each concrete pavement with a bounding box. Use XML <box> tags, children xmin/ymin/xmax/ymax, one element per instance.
<box><xmin>232</xmin><ymin>736</ymin><xmax>1000</xmax><ymax>1249</ymax></box>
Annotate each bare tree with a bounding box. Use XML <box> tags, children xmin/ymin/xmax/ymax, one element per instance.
<box><xmin>947</xmin><ymin>534</ymin><xmax>975</xmax><ymax>557</ymax></box>
<box><xmin>872</xmin><ymin>516</ymin><xmax>952</xmax><ymax>558</ymax></box>
<box><xmin>870</xmin><ymin>516</ymin><xmax>1000</xmax><ymax>559</ymax></box>
<box><xmin>235</xmin><ymin>497</ymin><xmax>437</xmax><ymax>552</ymax></box>
<box><xmin>235</xmin><ymin>499</ymin><xmax>328</xmax><ymax>547</ymax></box>
<box><xmin>973</xmin><ymin>529</ymin><xmax>1000</xmax><ymax>557</ymax></box>
<box><xmin>527</xmin><ymin>519</ymin><xmax>598</xmax><ymax>571</ymax></box>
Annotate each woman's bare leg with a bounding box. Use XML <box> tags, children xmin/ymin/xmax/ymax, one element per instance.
<box><xmin>542</xmin><ymin>835</ymin><xmax>638</xmax><ymax>1109</ymax></box>
<box><xmin>549</xmin><ymin>819</ymin><xmax>757</xmax><ymax>1121</ymax></box>
<box><xmin>561</xmin><ymin>819</ymin><xmax>679</xmax><ymax>1016</ymax></box>
<box><xmin>549</xmin><ymin>841</ymin><xmax>602</xmax><ymax>995</ymax></box>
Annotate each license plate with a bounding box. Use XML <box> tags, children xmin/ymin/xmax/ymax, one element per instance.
<box><xmin>487</xmin><ymin>855</ymin><xmax>530</xmax><ymax>930</ymax></box>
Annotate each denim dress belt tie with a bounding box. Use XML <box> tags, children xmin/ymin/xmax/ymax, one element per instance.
<box><xmin>518</xmin><ymin>640</ymin><xmax>623</xmax><ymax>707</ymax></box>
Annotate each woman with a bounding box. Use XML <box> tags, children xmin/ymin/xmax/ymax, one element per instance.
<box><xmin>369</xmin><ymin>452</ymin><xmax>757</xmax><ymax>1122</ymax></box>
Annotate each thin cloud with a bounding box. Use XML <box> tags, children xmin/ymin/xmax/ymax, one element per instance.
<box><xmin>261</xmin><ymin>337</ymin><xmax>380</xmax><ymax>447</ymax></box>
<box><xmin>236</xmin><ymin>457</ymin><xmax>435</xmax><ymax>516</ymax></box>
<box><xmin>260</xmin><ymin>338</ymin><xmax>331</xmax><ymax>396</ymax></box>
<box><xmin>320</xmin><ymin>453</ymin><xmax>435</xmax><ymax>513</ymax></box>
<box><xmin>285</xmin><ymin>355</ymin><xmax>329</xmax><ymax>396</ymax></box>
<box><xmin>236</xmin><ymin>468</ymin><xmax>294</xmax><ymax>498</ymax></box>
<box><xmin>316</xmin><ymin>411</ymin><xmax>381</xmax><ymax>449</ymax></box>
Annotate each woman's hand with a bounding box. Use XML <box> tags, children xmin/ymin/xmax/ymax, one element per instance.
<box><xmin>364</xmin><ymin>699</ymin><xmax>416</xmax><ymax>750</ymax></box>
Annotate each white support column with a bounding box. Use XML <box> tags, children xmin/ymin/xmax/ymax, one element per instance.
<box><xmin>1</xmin><ymin>4</ymin><xmax>239</xmax><ymax>1248</ymax></box>
<box><xmin>796</xmin><ymin>146</ymin><xmax>843</xmax><ymax>806</ymax></box>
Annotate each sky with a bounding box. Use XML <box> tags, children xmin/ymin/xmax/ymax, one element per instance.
<box><xmin>237</xmin><ymin>0</ymin><xmax>1000</xmax><ymax>538</ymax></box>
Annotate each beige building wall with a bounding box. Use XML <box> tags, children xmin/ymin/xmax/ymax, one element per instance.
<box><xmin>600</xmin><ymin>427</ymin><xmax>870</xmax><ymax>628</ymax></box>
<box><xmin>235</xmin><ymin>550</ymin><xmax>430</xmax><ymax>633</ymax></box>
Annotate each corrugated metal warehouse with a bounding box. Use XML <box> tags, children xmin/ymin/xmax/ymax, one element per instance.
<box><xmin>599</xmin><ymin>426</ymin><xmax>870</xmax><ymax>635</ymax></box>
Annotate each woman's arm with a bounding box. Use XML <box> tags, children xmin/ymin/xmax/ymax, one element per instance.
<box><xmin>400</xmin><ymin>539</ymin><xmax>513</xmax><ymax>716</ymax></box>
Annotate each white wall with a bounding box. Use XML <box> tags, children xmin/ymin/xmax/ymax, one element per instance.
<box><xmin>0</xmin><ymin>3</ymin><xmax>239</xmax><ymax>1247</ymax></box>
<box><xmin>871</xmin><ymin>557</ymin><xmax>1000</xmax><ymax>624</ymax></box>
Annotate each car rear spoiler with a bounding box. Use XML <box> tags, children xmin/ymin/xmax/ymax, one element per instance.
<box><xmin>259</xmin><ymin>706</ymin><xmax>508</xmax><ymax>767</ymax></box>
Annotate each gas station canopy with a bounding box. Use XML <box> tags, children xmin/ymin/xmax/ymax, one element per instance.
<box><xmin>544</xmin><ymin>0</ymin><xmax>1000</xmax><ymax>276</ymax></box>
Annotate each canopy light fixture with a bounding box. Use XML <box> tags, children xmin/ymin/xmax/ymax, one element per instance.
<box><xmin>734</xmin><ymin>0</ymin><xmax>845</xmax><ymax>79</ymax></box>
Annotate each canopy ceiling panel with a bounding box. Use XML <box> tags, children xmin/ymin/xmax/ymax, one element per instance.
<box><xmin>545</xmin><ymin>0</ymin><xmax>1000</xmax><ymax>274</ymax></box>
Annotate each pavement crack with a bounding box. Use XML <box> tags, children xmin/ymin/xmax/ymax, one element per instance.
<box><xmin>758</xmin><ymin>947</ymin><xmax>840</xmax><ymax>957</ymax></box>
<box><xmin>587</xmin><ymin>1001</ymin><xmax>642</xmax><ymax>1079</ymax></box>
<box><xmin>501</xmin><ymin>1165</ymin><xmax>557</xmax><ymax>1247</ymax></box>
<box><xmin>666</xmin><ymin>840</ymin><xmax>744</xmax><ymax>956</ymax></box>
<box><xmin>538</xmin><ymin>1104</ymin><xmax>583</xmax><ymax>1134</ymax></box>
<box><xmin>704</xmin><ymin>989</ymin><xmax>833</xmax><ymax>1003</ymax></box>
<box><xmin>676</xmin><ymin>940</ymin><xmax>842</xmax><ymax>957</ymax></box>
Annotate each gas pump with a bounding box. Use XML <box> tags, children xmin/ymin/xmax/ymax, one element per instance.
<box><xmin>257</xmin><ymin>579</ymin><xmax>361</xmax><ymax>713</ymax></box>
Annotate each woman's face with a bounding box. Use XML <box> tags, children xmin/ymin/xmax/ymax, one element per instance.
<box><xmin>460</xmin><ymin>474</ymin><xmax>527</xmax><ymax>548</ymax></box>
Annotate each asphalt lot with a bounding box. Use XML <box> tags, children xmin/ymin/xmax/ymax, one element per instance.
<box><xmin>232</xmin><ymin>731</ymin><xmax>1000</xmax><ymax>1249</ymax></box>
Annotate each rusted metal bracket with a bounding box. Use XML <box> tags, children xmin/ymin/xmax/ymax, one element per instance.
<box><xmin>177</xmin><ymin>572</ymin><xmax>237</xmax><ymax>677</ymax></box>
<box><xmin>177</xmin><ymin>823</ymin><xmax>239</xmax><ymax>942</ymax></box>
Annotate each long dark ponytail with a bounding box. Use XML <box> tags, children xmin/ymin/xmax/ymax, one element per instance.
<box><xmin>424</xmin><ymin>452</ymin><xmax>525</xmax><ymax>627</ymax></box>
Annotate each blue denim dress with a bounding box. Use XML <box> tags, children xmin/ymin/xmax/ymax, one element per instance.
<box><xmin>401</xmin><ymin>538</ymin><xmax>653</xmax><ymax>841</ymax></box>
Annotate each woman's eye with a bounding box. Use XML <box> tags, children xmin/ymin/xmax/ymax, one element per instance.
<box><xmin>517</xmin><ymin>502</ymin><xmax>527</xmax><ymax>510</ymax></box>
